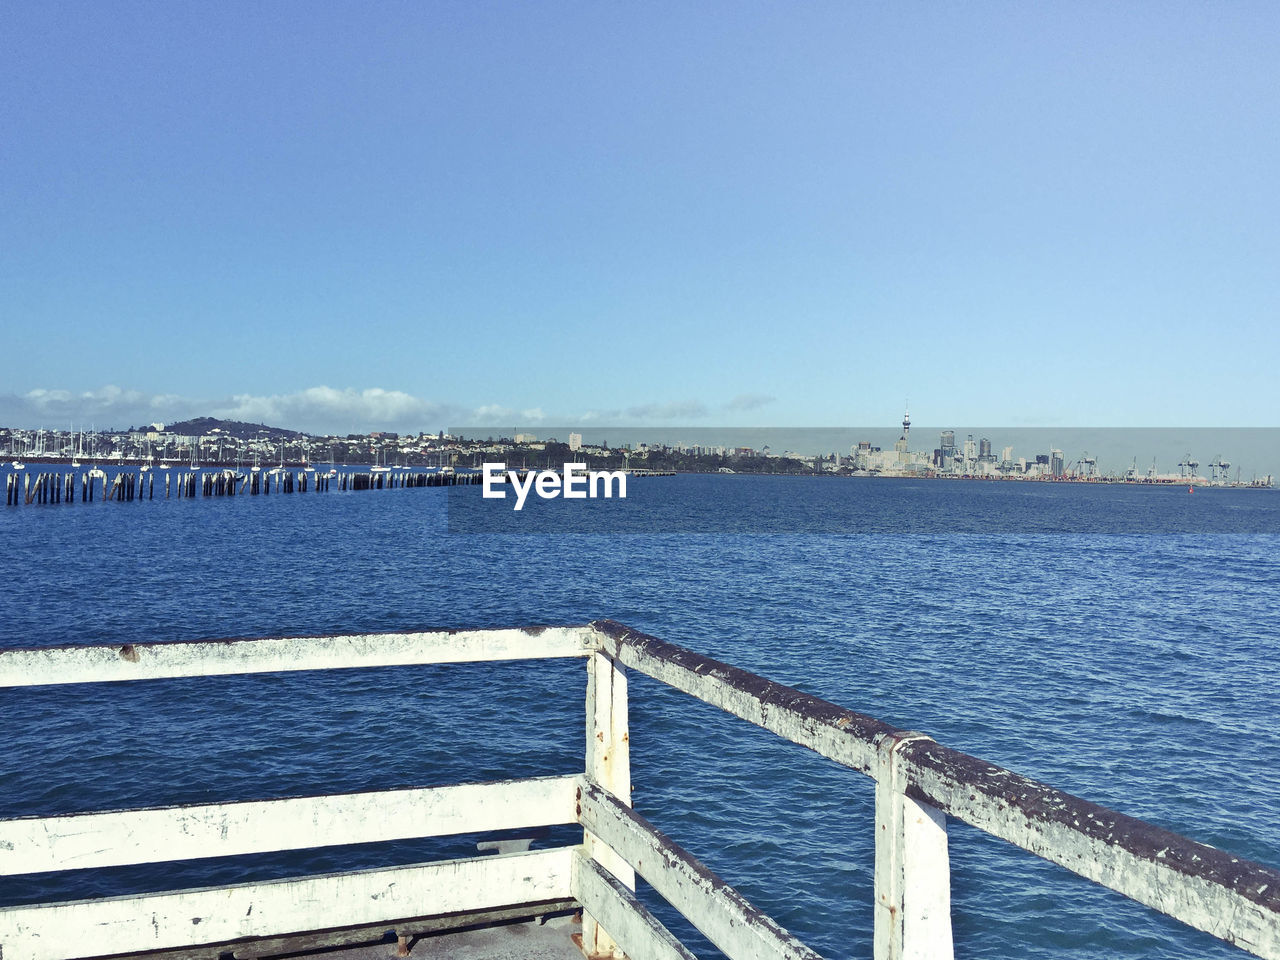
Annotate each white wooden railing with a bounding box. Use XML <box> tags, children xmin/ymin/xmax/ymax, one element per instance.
<box><xmin>0</xmin><ymin>621</ymin><xmax>1277</xmax><ymax>960</ymax></box>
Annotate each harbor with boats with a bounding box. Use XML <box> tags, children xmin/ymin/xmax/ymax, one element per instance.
<box><xmin>2</xmin><ymin>417</ymin><xmax>1274</xmax><ymax>491</ymax></box>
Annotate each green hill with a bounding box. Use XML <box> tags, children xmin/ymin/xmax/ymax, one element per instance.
<box><xmin>160</xmin><ymin>417</ymin><xmax>303</xmax><ymax>440</ymax></box>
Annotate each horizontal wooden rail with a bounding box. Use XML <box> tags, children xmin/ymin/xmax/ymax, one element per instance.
<box><xmin>572</xmin><ymin>854</ymin><xmax>697</xmax><ymax>960</ymax></box>
<box><xmin>589</xmin><ymin>620</ymin><xmax>1280</xmax><ymax>959</ymax></box>
<box><xmin>0</xmin><ymin>776</ymin><xmax>578</xmax><ymax>876</ymax></box>
<box><xmin>590</xmin><ymin>619</ymin><xmax>893</xmax><ymax>775</ymax></box>
<box><xmin>901</xmin><ymin>740</ymin><xmax>1280</xmax><ymax>958</ymax></box>
<box><xmin>0</xmin><ymin>626</ymin><xmax>594</xmax><ymax>688</ymax></box>
<box><xmin>0</xmin><ymin>848</ymin><xmax>574</xmax><ymax>960</ymax></box>
<box><xmin>576</xmin><ymin>778</ymin><xmax>822</xmax><ymax>960</ymax></box>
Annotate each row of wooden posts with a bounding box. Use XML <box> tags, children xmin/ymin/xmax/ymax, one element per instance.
<box><xmin>5</xmin><ymin>468</ymin><xmax>482</xmax><ymax>506</ymax></box>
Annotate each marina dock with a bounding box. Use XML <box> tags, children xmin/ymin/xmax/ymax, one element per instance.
<box><xmin>1</xmin><ymin>621</ymin><xmax>1277</xmax><ymax>960</ymax></box>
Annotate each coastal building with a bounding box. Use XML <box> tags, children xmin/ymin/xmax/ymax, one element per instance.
<box><xmin>851</xmin><ymin>440</ymin><xmax>874</xmax><ymax>472</ymax></box>
<box><xmin>939</xmin><ymin>430</ymin><xmax>956</xmax><ymax>467</ymax></box>
<box><xmin>568</xmin><ymin>433</ymin><xmax>582</xmax><ymax>452</ymax></box>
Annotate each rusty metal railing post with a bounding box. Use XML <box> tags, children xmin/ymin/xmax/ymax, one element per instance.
<box><xmin>874</xmin><ymin>732</ymin><xmax>954</xmax><ymax>960</ymax></box>
<box><xmin>581</xmin><ymin>648</ymin><xmax>634</xmax><ymax>959</ymax></box>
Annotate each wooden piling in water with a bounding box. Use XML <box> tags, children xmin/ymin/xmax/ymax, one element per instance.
<box><xmin>4</xmin><ymin>465</ymin><xmax>481</xmax><ymax>508</ymax></box>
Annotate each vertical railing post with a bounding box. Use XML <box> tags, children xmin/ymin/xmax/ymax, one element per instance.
<box><xmin>581</xmin><ymin>648</ymin><xmax>634</xmax><ymax>959</ymax></box>
<box><xmin>874</xmin><ymin>732</ymin><xmax>954</xmax><ymax>960</ymax></box>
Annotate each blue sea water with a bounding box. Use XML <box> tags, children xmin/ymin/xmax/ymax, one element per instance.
<box><xmin>2</xmin><ymin>472</ymin><xmax>1279</xmax><ymax>959</ymax></box>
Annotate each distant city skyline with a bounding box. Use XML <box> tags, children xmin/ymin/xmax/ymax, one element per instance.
<box><xmin>3</xmin><ymin>5</ymin><xmax>1278</xmax><ymax>430</ymax></box>
<box><xmin>458</xmin><ymin>425</ymin><xmax>1280</xmax><ymax>483</ymax></box>
<box><xmin>7</xmin><ymin>417</ymin><xmax>1276</xmax><ymax>482</ymax></box>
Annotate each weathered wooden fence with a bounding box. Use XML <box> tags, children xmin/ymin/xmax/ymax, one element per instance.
<box><xmin>0</xmin><ymin>621</ymin><xmax>1277</xmax><ymax>960</ymax></box>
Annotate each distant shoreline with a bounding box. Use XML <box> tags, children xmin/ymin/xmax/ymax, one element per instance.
<box><xmin>1</xmin><ymin>457</ymin><xmax>1273</xmax><ymax>489</ymax></box>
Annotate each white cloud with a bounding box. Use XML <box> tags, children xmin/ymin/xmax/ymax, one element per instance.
<box><xmin>213</xmin><ymin>387</ymin><xmax>466</xmax><ymax>434</ymax></box>
<box><xmin>5</xmin><ymin>385</ymin><xmax>203</xmax><ymax>428</ymax></box>
<box><xmin>0</xmin><ymin>386</ymin><xmax>776</xmax><ymax>434</ymax></box>
<box><xmin>469</xmin><ymin>404</ymin><xmax>526</xmax><ymax>424</ymax></box>
<box><xmin>575</xmin><ymin>409</ymin><xmax>623</xmax><ymax>422</ymax></box>
<box><xmin>1</xmin><ymin>385</ymin><xmax>488</xmax><ymax>435</ymax></box>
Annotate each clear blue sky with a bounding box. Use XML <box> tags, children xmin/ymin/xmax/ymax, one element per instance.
<box><xmin>2</xmin><ymin>2</ymin><xmax>1277</xmax><ymax>434</ymax></box>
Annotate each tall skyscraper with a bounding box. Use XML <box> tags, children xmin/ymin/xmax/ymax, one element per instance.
<box><xmin>894</xmin><ymin>407</ymin><xmax>911</xmax><ymax>463</ymax></box>
<box><xmin>938</xmin><ymin>430</ymin><xmax>957</xmax><ymax>471</ymax></box>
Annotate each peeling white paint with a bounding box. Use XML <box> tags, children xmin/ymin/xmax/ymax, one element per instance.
<box><xmin>0</xmin><ymin>626</ymin><xmax>594</xmax><ymax>688</ymax></box>
<box><xmin>0</xmin><ymin>777</ymin><xmax>577</xmax><ymax>877</ymax></box>
<box><xmin>873</xmin><ymin>733</ymin><xmax>953</xmax><ymax>960</ymax></box>
<box><xmin>577</xmin><ymin>779</ymin><xmax>822</xmax><ymax>960</ymax></box>
<box><xmin>0</xmin><ymin>849</ymin><xmax>573</xmax><ymax>960</ymax></box>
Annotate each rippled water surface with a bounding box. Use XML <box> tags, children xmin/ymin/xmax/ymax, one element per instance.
<box><xmin>2</xmin><ymin>474</ymin><xmax>1278</xmax><ymax>959</ymax></box>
